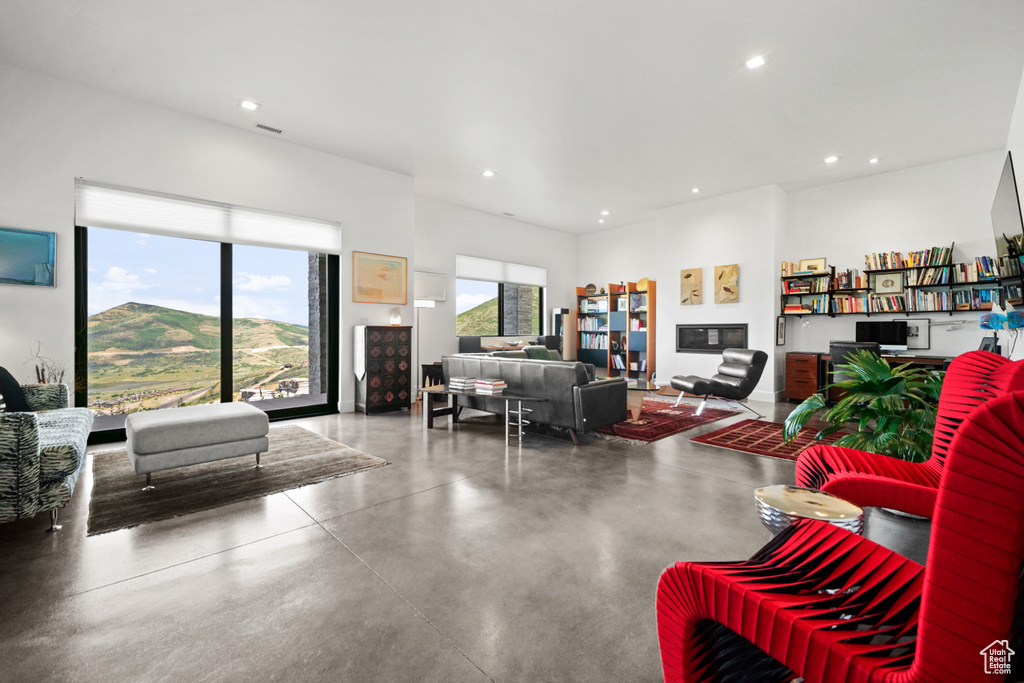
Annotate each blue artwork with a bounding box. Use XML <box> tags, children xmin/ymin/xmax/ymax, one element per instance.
<box><xmin>0</xmin><ymin>226</ymin><xmax>56</xmax><ymax>287</ymax></box>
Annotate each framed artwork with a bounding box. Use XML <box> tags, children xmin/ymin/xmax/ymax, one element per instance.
<box><xmin>680</xmin><ymin>268</ymin><xmax>702</xmax><ymax>305</ymax></box>
<box><xmin>798</xmin><ymin>257</ymin><xmax>827</xmax><ymax>273</ymax></box>
<box><xmin>0</xmin><ymin>226</ymin><xmax>56</xmax><ymax>287</ymax></box>
<box><xmin>776</xmin><ymin>316</ymin><xmax>786</xmax><ymax>346</ymax></box>
<box><xmin>905</xmin><ymin>318</ymin><xmax>930</xmax><ymax>350</ymax></box>
<box><xmin>353</xmin><ymin>251</ymin><xmax>408</xmax><ymax>304</ymax></box>
<box><xmin>873</xmin><ymin>272</ymin><xmax>904</xmax><ymax>295</ymax></box>
<box><xmin>714</xmin><ymin>264</ymin><xmax>739</xmax><ymax>303</ymax></box>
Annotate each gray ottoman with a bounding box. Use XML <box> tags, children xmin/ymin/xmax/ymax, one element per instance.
<box><xmin>126</xmin><ymin>402</ymin><xmax>270</xmax><ymax>490</ymax></box>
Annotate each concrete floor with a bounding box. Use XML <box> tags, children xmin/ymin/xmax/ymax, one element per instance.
<box><xmin>0</xmin><ymin>398</ymin><xmax>929</xmax><ymax>682</ymax></box>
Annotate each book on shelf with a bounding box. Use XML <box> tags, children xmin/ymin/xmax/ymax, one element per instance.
<box><xmin>611</xmin><ymin>354</ymin><xmax>626</xmax><ymax>370</ymax></box>
<box><xmin>781</xmin><ymin>261</ymin><xmax>798</xmax><ymax>277</ymax></box>
<box><xmin>871</xmin><ymin>294</ymin><xmax>906</xmax><ymax>313</ymax></box>
<box><xmin>832</xmin><ymin>268</ymin><xmax>864</xmax><ymax>290</ymax></box>
<box><xmin>864</xmin><ymin>245</ymin><xmax>953</xmax><ymax>271</ymax></box>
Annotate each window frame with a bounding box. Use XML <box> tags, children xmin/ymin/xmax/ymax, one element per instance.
<box><xmin>75</xmin><ymin>225</ymin><xmax>340</xmax><ymax>444</ymax></box>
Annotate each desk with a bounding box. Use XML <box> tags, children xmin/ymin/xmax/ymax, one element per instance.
<box><xmin>784</xmin><ymin>351</ymin><xmax>950</xmax><ymax>402</ymax></box>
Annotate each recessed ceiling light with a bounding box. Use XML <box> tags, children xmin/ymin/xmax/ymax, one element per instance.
<box><xmin>745</xmin><ymin>55</ymin><xmax>766</xmax><ymax>70</ymax></box>
<box><xmin>598</xmin><ymin>219</ymin><xmax>605</xmax><ymax>224</ymax></box>
<box><xmin>600</xmin><ymin>210</ymin><xmax>610</xmax><ymax>216</ymax></box>
<box><xmin>824</xmin><ymin>156</ymin><xmax>839</xmax><ymax>164</ymax></box>
<box><xmin>482</xmin><ymin>170</ymin><xmax>496</xmax><ymax>177</ymax></box>
<box><xmin>692</xmin><ymin>187</ymin><xmax>700</xmax><ymax>193</ymax></box>
<box><xmin>239</xmin><ymin>99</ymin><xmax>261</xmax><ymax>112</ymax></box>
<box><xmin>869</xmin><ymin>157</ymin><xmax>879</xmax><ymax>164</ymax></box>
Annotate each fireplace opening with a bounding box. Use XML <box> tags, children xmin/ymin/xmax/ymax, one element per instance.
<box><xmin>676</xmin><ymin>324</ymin><xmax>748</xmax><ymax>354</ymax></box>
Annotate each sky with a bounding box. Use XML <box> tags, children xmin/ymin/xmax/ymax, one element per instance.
<box><xmin>455</xmin><ymin>279</ymin><xmax>497</xmax><ymax>314</ymax></box>
<box><xmin>87</xmin><ymin>228</ymin><xmax>312</xmax><ymax>326</ymax></box>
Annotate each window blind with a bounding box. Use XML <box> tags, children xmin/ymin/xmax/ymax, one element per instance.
<box><xmin>455</xmin><ymin>255</ymin><xmax>547</xmax><ymax>287</ymax></box>
<box><xmin>75</xmin><ymin>179</ymin><xmax>342</xmax><ymax>254</ymax></box>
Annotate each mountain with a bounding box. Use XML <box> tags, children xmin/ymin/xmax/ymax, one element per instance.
<box><xmin>87</xmin><ymin>302</ymin><xmax>308</xmax><ymax>352</ymax></box>
<box><xmin>455</xmin><ymin>294</ymin><xmax>540</xmax><ymax>336</ymax></box>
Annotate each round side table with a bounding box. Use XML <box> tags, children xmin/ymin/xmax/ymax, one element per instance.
<box><xmin>754</xmin><ymin>485</ymin><xmax>864</xmax><ymax>536</ymax></box>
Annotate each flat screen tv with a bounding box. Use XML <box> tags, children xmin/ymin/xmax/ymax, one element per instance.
<box><xmin>0</xmin><ymin>226</ymin><xmax>56</xmax><ymax>287</ymax></box>
<box><xmin>991</xmin><ymin>151</ymin><xmax>1024</xmax><ymax>259</ymax></box>
<box><xmin>856</xmin><ymin>320</ymin><xmax>908</xmax><ymax>353</ymax></box>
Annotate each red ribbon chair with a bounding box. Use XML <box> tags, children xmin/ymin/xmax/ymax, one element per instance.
<box><xmin>657</xmin><ymin>390</ymin><xmax>1024</xmax><ymax>682</ymax></box>
<box><xmin>795</xmin><ymin>350</ymin><xmax>1024</xmax><ymax>518</ymax></box>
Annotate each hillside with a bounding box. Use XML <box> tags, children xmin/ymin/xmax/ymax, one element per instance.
<box><xmin>88</xmin><ymin>302</ymin><xmax>308</xmax><ymax>352</ymax></box>
<box><xmin>455</xmin><ymin>294</ymin><xmax>540</xmax><ymax>336</ymax></box>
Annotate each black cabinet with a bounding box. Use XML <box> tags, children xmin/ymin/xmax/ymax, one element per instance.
<box><xmin>355</xmin><ymin>325</ymin><xmax>412</xmax><ymax>414</ymax></box>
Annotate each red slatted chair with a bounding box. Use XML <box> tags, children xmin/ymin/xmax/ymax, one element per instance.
<box><xmin>657</xmin><ymin>390</ymin><xmax>1024</xmax><ymax>682</ymax></box>
<box><xmin>794</xmin><ymin>350</ymin><xmax>1024</xmax><ymax>518</ymax></box>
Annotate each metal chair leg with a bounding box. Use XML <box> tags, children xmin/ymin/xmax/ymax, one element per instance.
<box><xmin>254</xmin><ymin>452</ymin><xmax>263</xmax><ymax>469</ymax></box>
<box><xmin>673</xmin><ymin>392</ymin><xmax>686</xmax><ymax>407</ymax></box>
<box><xmin>694</xmin><ymin>396</ymin><xmax>709</xmax><ymax>416</ymax></box>
<box><xmin>46</xmin><ymin>508</ymin><xmax>61</xmax><ymax>533</ymax></box>
<box><xmin>737</xmin><ymin>401</ymin><xmax>765</xmax><ymax>420</ymax></box>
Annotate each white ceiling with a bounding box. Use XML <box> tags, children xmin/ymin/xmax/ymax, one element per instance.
<box><xmin>2</xmin><ymin>1</ymin><xmax>1024</xmax><ymax>233</ymax></box>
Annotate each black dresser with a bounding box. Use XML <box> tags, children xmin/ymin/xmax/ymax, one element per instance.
<box><xmin>354</xmin><ymin>325</ymin><xmax>412</xmax><ymax>414</ymax></box>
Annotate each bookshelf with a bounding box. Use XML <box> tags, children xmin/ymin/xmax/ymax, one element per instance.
<box><xmin>577</xmin><ymin>280</ymin><xmax>656</xmax><ymax>382</ymax></box>
<box><xmin>781</xmin><ymin>244</ymin><xmax>1011</xmax><ymax>318</ymax></box>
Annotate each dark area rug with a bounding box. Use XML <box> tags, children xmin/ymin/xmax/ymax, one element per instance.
<box><xmin>88</xmin><ymin>425</ymin><xmax>388</xmax><ymax>535</ymax></box>
<box><xmin>596</xmin><ymin>400</ymin><xmax>738</xmax><ymax>444</ymax></box>
<box><xmin>690</xmin><ymin>419</ymin><xmax>850</xmax><ymax>462</ymax></box>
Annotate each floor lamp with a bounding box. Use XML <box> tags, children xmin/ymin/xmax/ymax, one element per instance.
<box><xmin>415</xmin><ymin>299</ymin><xmax>436</xmax><ymax>400</ymax></box>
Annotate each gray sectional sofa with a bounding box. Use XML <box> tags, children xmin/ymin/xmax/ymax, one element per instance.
<box><xmin>442</xmin><ymin>353</ymin><xmax>626</xmax><ymax>444</ymax></box>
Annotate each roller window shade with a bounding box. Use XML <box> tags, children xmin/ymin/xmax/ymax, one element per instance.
<box><xmin>455</xmin><ymin>255</ymin><xmax>546</xmax><ymax>287</ymax></box>
<box><xmin>75</xmin><ymin>179</ymin><xmax>342</xmax><ymax>253</ymax></box>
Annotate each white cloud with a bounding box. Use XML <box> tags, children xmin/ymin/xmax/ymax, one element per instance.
<box><xmin>456</xmin><ymin>293</ymin><xmax>495</xmax><ymax>314</ymax></box>
<box><xmin>142</xmin><ymin>268</ymin><xmax>157</xmax><ymax>274</ymax></box>
<box><xmin>96</xmin><ymin>266</ymin><xmax>148</xmax><ymax>292</ymax></box>
<box><xmin>233</xmin><ymin>271</ymin><xmax>292</xmax><ymax>292</ymax></box>
<box><xmin>135</xmin><ymin>240</ymin><xmax>146</xmax><ymax>245</ymax></box>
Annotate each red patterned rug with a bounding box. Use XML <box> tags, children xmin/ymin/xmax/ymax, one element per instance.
<box><xmin>690</xmin><ymin>419</ymin><xmax>850</xmax><ymax>462</ymax></box>
<box><xmin>596</xmin><ymin>400</ymin><xmax>738</xmax><ymax>443</ymax></box>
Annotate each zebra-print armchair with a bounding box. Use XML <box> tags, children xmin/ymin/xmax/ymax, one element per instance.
<box><xmin>0</xmin><ymin>383</ymin><xmax>93</xmax><ymax>532</ymax></box>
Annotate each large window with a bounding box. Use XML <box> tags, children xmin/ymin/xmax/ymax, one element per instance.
<box><xmin>454</xmin><ymin>255</ymin><xmax>546</xmax><ymax>336</ymax></box>
<box><xmin>75</xmin><ymin>181</ymin><xmax>340</xmax><ymax>438</ymax></box>
<box><xmin>455</xmin><ymin>280</ymin><xmax>542</xmax><ymax>336</ymax></box>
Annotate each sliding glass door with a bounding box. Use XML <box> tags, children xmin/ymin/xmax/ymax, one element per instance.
<box><xmin>78</xmin><ymin>227</ymin><xmax>338</xmax><ymax>438</ymax></box>
<box><xmin>86</xmin><ymin>228</ymin><xmax>222</xmax><ymax>431</ymax></box>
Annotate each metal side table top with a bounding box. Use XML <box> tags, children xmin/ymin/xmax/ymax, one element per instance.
<box><xmin>754</xmin><ymin>484</ymin><xmax>864</xmax><ymax>536</ymax></box>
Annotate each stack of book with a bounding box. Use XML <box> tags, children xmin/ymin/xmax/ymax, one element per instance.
<box><xmin>448</xmin><ymin>377</ymin><xmax>476</xmax><ymax>391</ymax></box>
<box><xmin>474</xmin><ymin>379</ymin><xmax>506</xmax><ymax>395</ymax></box>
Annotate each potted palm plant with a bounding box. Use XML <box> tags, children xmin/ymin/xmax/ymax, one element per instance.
<box><xmin>783</xmin><ymin>350</ymin><xmax>943</xmax><ymax>463</ymax></box>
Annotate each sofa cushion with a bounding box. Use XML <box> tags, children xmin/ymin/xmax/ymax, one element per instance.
<box><xmin>0</xmin><ymin>366</ymin><xmax>30</xmax><ymax>412</ymax></box>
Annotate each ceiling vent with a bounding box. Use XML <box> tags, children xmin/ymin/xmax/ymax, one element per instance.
<box><xmin>255</xmin><ymin>123</ymin><xmax>283</xmax><ymax>134</ymax></box>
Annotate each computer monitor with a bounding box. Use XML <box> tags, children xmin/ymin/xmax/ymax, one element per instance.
<box><xmin>855</xmin><ymin>320</ymin><xmax>908</xmax><ymax>353</ymax></box>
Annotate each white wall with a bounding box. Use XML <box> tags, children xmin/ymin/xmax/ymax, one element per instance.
<box><xmin>578</xmin><ymin>187</ymin><xmax>785</xmax><ymax>402</ymax></box>
<box><xmin>0</xmin><ymin>63</ymin><xmax>414</xmax><ymax>410</ymax></box>
<box><xmin>413</xmin><ymin>196</ymin><xmax>578</xmax><ymax>373</ymax></box>
<box><xmin>784</xmin><ymin>152</ymin><xmax>1006</xmax><ymax>359</ymax></box>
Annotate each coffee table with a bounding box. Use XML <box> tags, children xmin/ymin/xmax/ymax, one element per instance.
<box><xmin>754</xmin><ymin>484</ymin><xmax>864</xmax><ymax>536</ymax></box>
<box><xmin>422</xmin><ymin>385</ymin><xmax>548</xmax><ymax>445</ymax></box>
<box><xmin>624</xmin><ymin>379</ymin><xmax>658</xmax><ymax>422</ymax></box>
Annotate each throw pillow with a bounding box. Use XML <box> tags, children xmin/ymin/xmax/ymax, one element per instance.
<box><xmin>0</xmin><ymin>366</ymin><xmax>31</xmax><ymax>412</ymax></box>
<box><xmin>522</xmin><ymin>346</ymin><xmax>551</xmax><ymax>361</ymax></box>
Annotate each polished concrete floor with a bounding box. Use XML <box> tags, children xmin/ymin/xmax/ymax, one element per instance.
<box><xmin>0</xmin><ymin>398</ymin><xmax>929</xmax><ymax>682</ymax></box>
